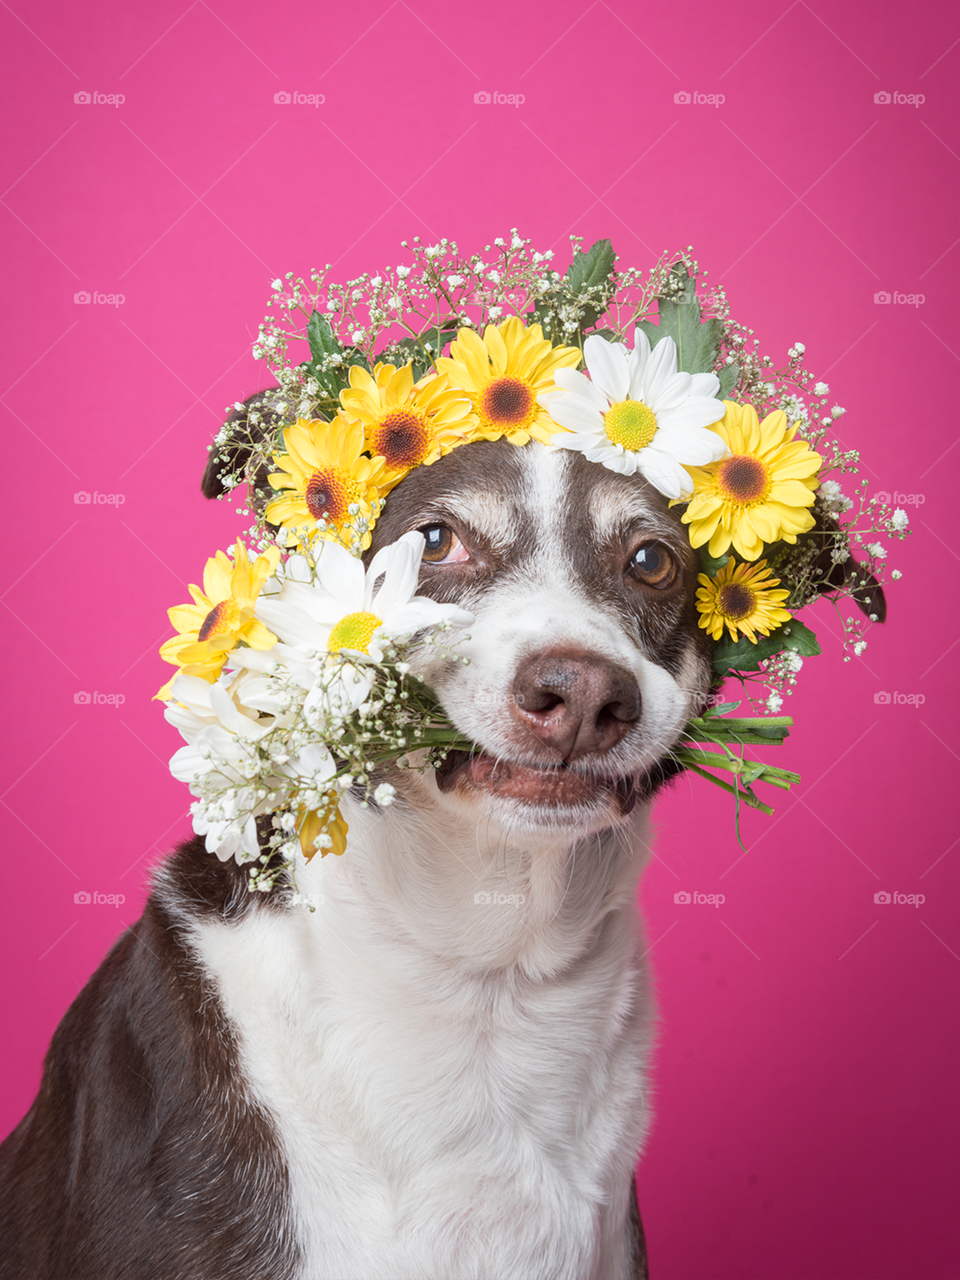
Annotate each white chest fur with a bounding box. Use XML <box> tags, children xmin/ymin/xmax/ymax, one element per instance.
<box><xmin>190</xmin><ymin>801</ymin><xmax>655</xmax><ymax>1280</ymax></box>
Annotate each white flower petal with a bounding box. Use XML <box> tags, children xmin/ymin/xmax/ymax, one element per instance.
<box><xmin>640</xmin><ymin>336</ymin><xmax>680</xmax><ymax>401</ymax></box>
<box><xmin>635</xmin><ymin>448</ymin><xmax>693</xmax><ymax>499</ymax></box>
<box><xmin>584</xmin><ymin>334</ymin><xmax>630</xmax><ymax>402</ymax></box>
<box><xmin>550</xmin><ymin>366</ymin><xmax>610</xmax><ymax>411</ymax></box>
<box><xmin>652</xmin><ymin>425</ymin><xmax>729</xmax><ymax>465</ymax></box>
<box><xmin>690</xmin><ymin>371</ymin><xmax>721</xmax><ymax>398</ymax></box>
<box><xmin>544</xmin><ymin>395</ymin><xmax>605</xmax><ymax>435</ymax></box>
<box><xmin>365</xmin><ymin>534</ymin><xmax>420</xmax><ymax>616</ymax></box>
<box><xmin>314</xmin><ymin>540</ymin><xmax>365</xmax><ymax>611</ymax></box>
<box><xmin>656</xmin><ymin>397</ymin><xmax>728</xmax><ymax>434</ymax></box>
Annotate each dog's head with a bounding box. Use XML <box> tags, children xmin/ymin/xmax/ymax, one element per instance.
<box><xmin>205</xmin><ymin>398</ymin><xmax>713</xmax><ymax>842</ymax></box>
<box><xmin>365</xmin><ymin>436</ymin><xmax>711</xmax><ymax>838</ymax></box>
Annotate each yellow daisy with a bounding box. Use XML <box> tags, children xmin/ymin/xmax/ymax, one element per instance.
<box><xmin>680</xmin><ymin>402</ymin><xmax>822</xmax><ymax>560</ymax></box>
<box><xmin>298</xmin><ymin>795</ymin><xmax>348</xmax><ymax>859</ymax></box>
<box><xmin>696</xmin><ymin>558</ymin><xmax>792</xmax><ymax>644</ymax></box>
<box><xmin>156</xmin><ymin>541</ymin><xmax>280</xmax><ymax>699</ymax></box>
<box><xmin>435</xmin><ymin>315</ymin><xmax>582</xmax><ymax>445</ymax></box>
<box><xmin>266</xmin><ymin>416</ymin><xmax>388</xmax><ymax>550</ymax></box>
<box><xmin>338</xmin><ymin>361</ymin><xmax>476</xmax><ymax>484</ymax></box>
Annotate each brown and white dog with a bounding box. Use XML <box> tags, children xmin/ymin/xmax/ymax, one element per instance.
<box><xmin>0</xmin><ymin>393</ymin><xmax>880</xmax><ymax>1280</ymax></box>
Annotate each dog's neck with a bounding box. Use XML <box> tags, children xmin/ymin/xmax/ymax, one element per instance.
<box><xmin>291</xmin><ymin>786</ymin><xmax>652</xmax><ymax>983</ymax></box>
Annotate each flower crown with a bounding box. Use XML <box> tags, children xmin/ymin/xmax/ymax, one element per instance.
<box><xmin>158</xmin><ymin>234</ymin><xmax>908</xmax><ymax>896</ymax></box>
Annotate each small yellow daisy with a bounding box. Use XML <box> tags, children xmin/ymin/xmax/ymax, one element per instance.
<box><xmin>265</xmin><ymin>416</ymin><xmax>388</xmax><ymax>550</ymax></box>
<box><xmin>681</xmin><ymin>402</ymin><xmax>822</xmax><ymax>560</ymax></box>
<box><xmin>435</xmin><ymin>315</ymin><xmax>582</xmax><ymax>446</ymax></box>
<box><xmin>156</xmin><ymin>540</ymin><xmax>280</xmax><ymax>699</ymax></box>
<box><xmin>338</xmin><ymin>361</ymin><xmax>476</xmax><ymax>484</ymax></box>
<box><xmin>696</xmin><ymin>558</ymin><xmax>792</xmax><ymax>644</ymax></box>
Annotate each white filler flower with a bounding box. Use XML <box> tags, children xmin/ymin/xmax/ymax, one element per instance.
<box><xmin>539</xmin><ymin>331</ymin><xmax>727</xmax><ymax>499</ymax></box>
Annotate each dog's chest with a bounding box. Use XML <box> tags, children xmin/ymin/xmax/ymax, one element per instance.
<box><xmin>192</xmin><ymin>906</ymin><xmax>650</xmax><ymax>1280</ymax></box>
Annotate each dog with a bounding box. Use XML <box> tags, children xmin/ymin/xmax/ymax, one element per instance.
<box><xmin>0</xmin><ymin>390</ymin><xmax>881</xmax><ymax>1279</ymax></box>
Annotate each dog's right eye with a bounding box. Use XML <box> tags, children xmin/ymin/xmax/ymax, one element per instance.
<box><xmin>420</xmin><ymin>524</ymin><xmax>468</xmax><ymax>564</ymax></box>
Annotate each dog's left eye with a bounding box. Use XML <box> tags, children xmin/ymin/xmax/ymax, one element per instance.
<box><xmin>627</xmin><ymin>542</ymin><xmax>679</xmax><ymax>589</ymax></box>
<box><xmin>419</xmin><ymin>524</ymin><xmax>468</xmax><ymax>564</ymax></box>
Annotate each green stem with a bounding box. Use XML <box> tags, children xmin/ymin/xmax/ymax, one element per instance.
<box><xmin>677</xmin><ymin>759</ymin><xmax>775</xmax><ymax>816</ymax></box>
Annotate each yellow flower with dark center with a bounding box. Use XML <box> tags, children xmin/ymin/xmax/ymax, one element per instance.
<box><xmin>696</xmin><ymin>558</ymin><xmax>792</xmax><ymax>644</ymax></box>
<box><xmin>680</xmin><ymin>402</ymin><xmax>822</xmax><ymax>560</ymax></box>
<box><xmin>298</xmin><ymin>795</ymin><xmax>348</xmax><ymax>859</ymax></box>
<box><xmin>338</xmin><ymin>362</ymin><xmax>476</xmax><ymax>484</ymax></box>
<box><xmin>265</xmin><ymin>416</ymin><xmax>388</xmax><ymax>549</ymax></box>
<box><xmin>156</xmin><ymin>541</ymin><xmax>280</xmax><ymax>699</ymax></box>
<box><xmin>435</xmin><ymin>315</ymin><xmax>581</xmax><ymax>446</ymax></box>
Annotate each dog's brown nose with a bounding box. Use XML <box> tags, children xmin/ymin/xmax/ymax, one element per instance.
<box><xmin>511</xmin><ymin>648</ymin><xmax>641</xmax><ymax>762</ymax></box>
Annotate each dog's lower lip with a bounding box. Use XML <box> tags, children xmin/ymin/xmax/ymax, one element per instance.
<box><xmin>435</xmin><ymin>750</ymin><xmax>638</xmax><ymax>815</ymax></box>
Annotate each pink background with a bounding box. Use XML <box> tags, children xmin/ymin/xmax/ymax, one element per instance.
<box><xmin>2</xmin><ymin>2</ymin><xmax>958</xmax><ymax>1276</ymax></box>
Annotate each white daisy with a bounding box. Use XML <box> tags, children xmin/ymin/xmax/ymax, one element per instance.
<box><xmin>255</xmin><ymin>531</ymin><xmax>474</xmax><ymax>663</ymax></box>
<box><xmin>538</xmin><ymin>331</ymin><xmax>728</xmax><ymax>499</ymax></box>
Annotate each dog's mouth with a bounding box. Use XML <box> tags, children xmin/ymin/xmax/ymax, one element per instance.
<box><xmin>433</xmin><ymin>749</ymin><xmax>640</xmax><ymax>816</ymax></box>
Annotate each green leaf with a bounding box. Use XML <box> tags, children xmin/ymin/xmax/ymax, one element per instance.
<box><xmin>711</xmin><ymin>630</ymin><xmax>788</xmax><ymax>677</ymax></box>
<box><xmin>386</xmin><ymin>326</ymin><xmax>458</xmax><ymax>379</ymax></box>
<box><xmin>306</xmin><ymin>310</ymin><xmax>341</xmax><ymax>366</ymax></box>
<box><xmin>657</xmin><ymin>302</ymin><xmax>722</xmax><ymax>375</ymax></box>
<box><xmin>778</xmin><ymin>619</ymin><xmax>821</xmax><ymax>657</ymax></box>
<box><xmin>564</xmin><ymin>237</ymin><xmax>616</xmax><ymax>296</ymax></box>
<box><xmin>716</xmin><ymin>362</ymin><xmax>740</xmax><ymax>398</ymax></box>
<box><xmin>563</xmin><ymin>237</ymin><xmax>616</xmax><ymax>329</ymax></box>
<box><xmin>636</xmin><ymin>264</ymin><xmax>721</xmax><ymax>375</ymax></box>
<box><xmin>697</xmin><ymin>546</ymin><xmax>731</xmax><ymax>576</ymax></box>
<box><xmin>710</xmin><ymin>617</ymin><xmax>820</xmax><ymax>678</ymax></box>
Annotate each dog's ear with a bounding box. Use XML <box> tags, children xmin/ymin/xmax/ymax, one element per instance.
<box><xmin>806</xmin><ymin>510</ymin><xmax>886</xmax><ymax>622</ymax></box>
<box><xmin>201</xmin><ymin>387</ymin><xmax>289</xmax><ymax>511</ymax></box>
